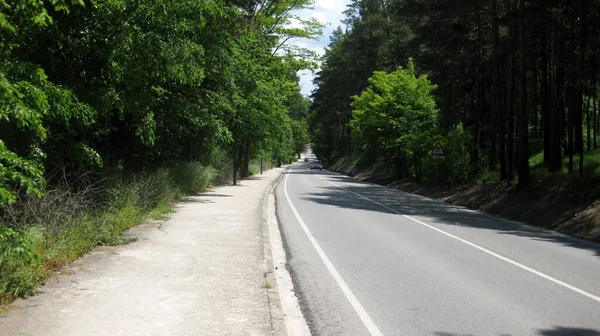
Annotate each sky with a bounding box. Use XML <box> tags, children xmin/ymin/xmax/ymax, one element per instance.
<box><xmin>292</xmin><ymin>0</ymin><xmax>351</xmax><ymax>96</ymax></box>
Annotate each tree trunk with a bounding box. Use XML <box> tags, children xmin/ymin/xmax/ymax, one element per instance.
<box><xmin>576</xmin><ymin>1</ymin><xmax>588</xmax><ymax>175</ymax></box>
<box><xmin>506</xmin><ymin>0</ymin><xmax>519</xmax><ymax>181</ymax></box>
<box><xmin>549</xmin><ymin>20</ymin><xmax>564</xmax><ymax>172</ymax></box>
<box><xmin>592</xmin><ymin>61</ymin><xmax>598</xmax><ymax>149</ymax></box>
<box><xmin>586</xmin><ymin>94</ymin><xmax>591</xmax><ymax>151</ymax></box>
<box><xmin>277</xmin><ymin>135</ymin><xmax>282</xmax><ymax>167</ymax></box>
<box><xmin>507</xmin><ymin>50</ymin><xmax>515</xmax><ymax>180</ymax></box>
<box><xmin>232</xmin><ymin>137</ymin><xmax>238</xmax><ymax>186</ymax></box>
<box><xmin>532</xmin><ymin>58</ymin><xmax>539</xmax><ymax>138</ymax></box>
<box><xmin>541</xmin><ymin>30</ymin><xmax>551</xmax><ymax>166</ymax></box>
<box><xmin>491</xmin><ymin>0</ymin><xmax>505</xmax><ymax>177</ymax></box>
<box><xmin>473</xmin><ymin>7</ymin><xmax>483</xmax><ymax>165</ymax></box>
<box><xmin>517</xmin><ymin>0</ymin><xmax>529</xmax><ymax>189</ymax></box>
<box><xmin>242</xmin><ymin>139</ymin><xmax>251</xmax><ymax>177</ymax></box>
<box><xmin>567</xmin><ymin>86</ymin><xmax>574</xmax><ymax>172</ymax></box>
<box><xmin>594</xmin><ymin>76</ymin><xmax>598</xmax><ymax>149</ymax></box>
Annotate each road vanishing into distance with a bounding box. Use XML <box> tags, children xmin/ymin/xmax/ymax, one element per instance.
<box><xmin>276</xmin><ymin>152</ymin><xmax>600</xmax><ymax>336</ymax></box>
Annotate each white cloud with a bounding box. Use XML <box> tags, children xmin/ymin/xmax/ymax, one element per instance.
<box><xmin>291</xmin><ymin>0</ymin><xmax>351</xmax><ymax>95</ymax></box>
<box><xmin>314</xmin><ymin>0</ymin><xmax>349</xmax><ymax>13</ymax></box>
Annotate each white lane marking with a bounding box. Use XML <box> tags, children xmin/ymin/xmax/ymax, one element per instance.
<box><xmin>284</xmin><ymin>173</ymin><xmax>384</xmax><ymax>336</ymax></box>
<box><xmin>325</xmin><ymin>172</ymin><xmax>600</xmax><ymax>249</ymax></box>
<box><xmin>312</xmin><ymin>172</ymin><xmax>600</xmax><ymax>305</ymax></box>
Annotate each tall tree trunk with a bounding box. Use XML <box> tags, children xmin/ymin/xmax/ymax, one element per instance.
<box><xmin>549</xmin><ymin>21</ymin><xmax>564</xmax><ymax>172</ymax></box>
<box><xmin>232</xmin><ymin>136</ymin><xmax>238</xmax><ymax>186</ymax></box>
<box><xmin>473</xmin><ymin>6</ymin><xmax>483</xmax><ymax>165</ymax></box>
<box><xmin>242</xmin><ymin>139</ymin><xmax>251</xmax><ymax>177</ymax></box>
<box><xmin>576</xmin><ymin>1</ymin><xmax>588</xmax><ymax>175</ymax></box>
<box><xmin>491</xmin><ymin>0</ymin><xmax>506</xmax><ymax>177</ymax></box>
<box><xmin>592</xmin><ymin>61</ymin><xmax>598</xmax><ymax>149</ymax></box>
<box><xmin>506</xmin><ymin>0</ymin><xmax>517</xmax><ymax>181</ymax></box>
<box><xmin>595</xmin><ymin>76</ymin><xmax>598</xmax><ymax>149</ymax></box>
<box><xmin>542</xmin><ymin>29</ymin><xmax>551</xmax><ymax>166</ymax></box>
<box><xmin>277</xmin><ymin>135</ymin><xmax>282</xmax><ymax>167</ymax></box>
<box><xmin>532</xmin><ymin>57</ymin><xmax>539</xmax><ymax>138</ymax></box>
<box><xmin>586</xmin><ymin>94</ymin><xmax>591</xmax><ymax>150</ymax></box>
<box><xmin>567</xmin><ymin>85</ymin><xmax>574</xmax><ymax>172</ymax></box>
<box><xmin>517</xmin><ymin>0</ymin><xmax>529</xmax><ymax>189</ymax></box>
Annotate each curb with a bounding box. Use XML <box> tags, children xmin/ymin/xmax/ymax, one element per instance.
<box><xmin>261</xmin><ymin>166</ymin><xmax>311</xmax><ymax>336</ymax></box>
<box><xmin>261</xmin><ymin>169</ymin><xmax>286</xmax><ymax>335</ymax></box>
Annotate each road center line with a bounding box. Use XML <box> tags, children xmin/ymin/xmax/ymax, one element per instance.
<box><xmin>312</xmin><ymin>172</ymin><xmax>600</xmax><ymax>305</ymax></box>
<box><xmin>283</xmin><ymin>172</ymin><xmax>384</xmax><ymax>336</ymax></box>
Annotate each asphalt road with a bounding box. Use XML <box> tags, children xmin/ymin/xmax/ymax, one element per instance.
<box><xmin>276</xmin><ymin>157</ymin><xmax>600</xmax><ymax>336</ymax></box>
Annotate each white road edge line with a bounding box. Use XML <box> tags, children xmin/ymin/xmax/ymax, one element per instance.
<box><xmin>283</xmin><ymin>173</ymin><xmax>384</xmax><ymax>336</ymax></box>
<box><xmin>313</xmin><ymin>172</ymin><xmax>600</xmax><ymax>305</ymax></box>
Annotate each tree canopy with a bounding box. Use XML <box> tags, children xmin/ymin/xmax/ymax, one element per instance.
<box><xmin>310</xmin><ymin>0</ymin><xmax>600</xmax><ymax>188</ymax></box>
<box><xmin>0</xmin><ymin>0</ymin><xmax>320</xmax><ymax>203</ymax></box>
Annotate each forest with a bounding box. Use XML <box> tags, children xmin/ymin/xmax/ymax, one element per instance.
<box><xmin>310</xmin><ymin>0</ymin><xmax>600</xmax><ymax>188</ymax></box>
<box><xmin>0</xmin><ymin>0</ymin><xmax>317</xmax><ymax>303</ymax></box>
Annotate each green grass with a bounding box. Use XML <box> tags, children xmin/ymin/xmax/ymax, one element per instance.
<box><xmin>247</xmin><ymin>157</ymin><xmax>273</xmax><ymax>176</ymax></box>
<box><xmin>475</xmin><ymin>170</ymin><xmax>501</xmax><ymax>184</ymax></box>
<box><xmin>528</xmin><ymin>147</ymin><xmax>600</xmax><ymax>189</ymax></box>
<box><xmin>0</xmin><ymin>162</ymin><xmax>216</xmax><ymax>305</ymax></box>
<box><xmin>472</xmin><ymin>147</ymin><xmax>600</xmax><ymax>189</ymax></box>
<box><xmin>529</xmin><ymin>151</ymin><xmax>545</xmax><ymax>167</ymax></box>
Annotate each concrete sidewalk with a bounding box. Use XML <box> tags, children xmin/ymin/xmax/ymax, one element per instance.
<box><xmin>0</xmin><ymin>168</ymin><xmax>290</xmax><ymax>336</ymax></box>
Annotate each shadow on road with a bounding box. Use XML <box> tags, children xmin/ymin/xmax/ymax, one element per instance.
<box><xmin>537</xmin><ymin>326</ymin><xmax>600</xmax><ymax>335</ymax></box>
<box><xmin>296</xmin><ymin>168</ymin><xmax>600</xmax><ymax>258</ymax></box>
<box><xmin>434</xmin><ymin>326</ymin><xmax>600</xmax><ymax>335</ymax></box>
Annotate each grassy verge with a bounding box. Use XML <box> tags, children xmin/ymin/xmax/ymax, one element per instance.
<box><xmin>329</xmin><ymin>146</ymin><xmax>600</xmax><ymax>192</ymax></box>
<box><xmin>529</xmin><ymin>148</ymin><xmax>600</xmax><ymax>189</ymax></box>
<box><xmin>472</xmin><ymin>147</ymin><xmax>600</xmax><ymax>189</ymax></box>
<box><xmin>248</xmin><ymin>157</ymin><xmax>275</xmax><ymax>176</ymax></box>
<box><xmin>0</xmin><ymin>162</ymin><xmax>215</xmax><ymax>305</ymax></box>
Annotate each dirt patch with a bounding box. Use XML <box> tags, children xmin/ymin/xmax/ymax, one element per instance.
<box><xmin>332</xmin><ymin>165</ymin><xmax>600</xmax><ymax>243</ymax></box>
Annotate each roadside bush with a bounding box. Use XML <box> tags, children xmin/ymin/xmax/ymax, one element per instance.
<box><xmin>438</xmin><ymin>125</ymin><xmax>472</xmax><ymax>185</ymax></box>
<box><xmin>350</xmin><ymin>59</ymin><xmax>439</xmax><ymax>180</ymax></box>
<box><xmin>171</xmin><ymin>162</ymin><xmax>215</xmax><ymax>195</ymax></box>
<box><xmin>133</xmin><ymin>168</ymin><xmax>176</xmax><ymax>212</ymax></box>
<box><xmin>210</xmin><ymin>150</ymin><xmax>233</xmax><ymax>186</ymax></box>
<box><xmin>0</xmin><ymin>226</ymin><xmax>41</xmax><ymax>303</ymax></box>
<box><xmin>413</xmin><ymin>125</ymin><xmax>472</xmax><ymax>186</ymax></box>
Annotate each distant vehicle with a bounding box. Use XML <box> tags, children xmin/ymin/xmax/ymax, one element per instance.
<box><xmin>310</xmin><ymin>160</ymin><xmax>322</xmax><ymax>170</ymax></box>
<box><xmin>304</xmin><ymin>158</ymin><xmax>309</xmax><ymax>162</ymax></box>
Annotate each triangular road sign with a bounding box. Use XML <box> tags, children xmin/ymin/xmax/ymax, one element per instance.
<box><xmin>432</xmin><ymin>141</ymin><xmax>445</xmax><ymax>156</ymax></box>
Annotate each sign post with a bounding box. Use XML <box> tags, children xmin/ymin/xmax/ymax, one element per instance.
<box><xmin>431</xmin><ymin>141</ymin><xmax>445</xmax><ymax>186</ymax></box>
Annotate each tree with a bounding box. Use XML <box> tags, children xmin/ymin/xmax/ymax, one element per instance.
<box><xmin>350</xmin><ymin>59</ymin><xmax>438</xmax><ymax>179</ymax></box>
<box><xmin>311</xmin><ymin>0</ymin><xmax>600</xmax><ymax>187</ymax></box>
<box><xmin>0</xmin><ymin>0</ymin><xmax>321</xmax><ymax>201</ymax></box>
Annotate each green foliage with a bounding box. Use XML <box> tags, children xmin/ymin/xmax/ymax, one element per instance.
<box><xmin>350</xmin><ymin>59</ymin><xmax>439</xmax><ymax>179</ymax></box>
<box><xmin>291</xmin><ymin>119</ymin><xmax>309</xmax><ymax>157</ymax></box>
<box><xmin>1</xmin><ymin>0</ymin><xmax>320</xmax><ymax>203</ymax></box>
<box><xmin>527</xmin><ymin>148</ymin><xmax>600</xmax><ymax>189</ymax></box>
<box><xmin>0</xmin><ymin>226</ymin><xmax>41</xmax><ymax>302</ymax></box>
<box><xmin>0</xmin><ymin>140</ymin><xmax>44</xmax><ymax>204</ymax></box>
<box><xmin>312</xmin><ymin>0</ymin><xmax>600</xmax><ymax>189</ymax></box>
<box><xmin>421</xmin><ymin>126</ymin><xmax>473</xmax><ymax>185</ymax></box>
<box><xmin>171</xmin><ymin>163</ymin><xmax>215</xmax><ymax>196</ymax></box>
<box><xmin>0</xmin><ymin>0</ymin><xmax>320</xmax><ymax>305</ymax></box>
